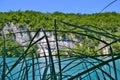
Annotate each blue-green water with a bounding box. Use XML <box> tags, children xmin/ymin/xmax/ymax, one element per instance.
<box><xmin>0</xmin><ymin>57</ymin><xmax>120</xmax><ymax>80</ymax></box>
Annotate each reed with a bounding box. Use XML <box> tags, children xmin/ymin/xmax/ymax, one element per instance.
<box><xmin>0</xmin><ymin>19</ymin><xmax>120</xmax><ymax>80</ymax></box>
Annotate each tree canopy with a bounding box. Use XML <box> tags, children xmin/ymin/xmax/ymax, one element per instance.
<box><xmin>0</xmin><ymin>11</ymin><xmax>120</xmax><ymax>33</ymax></box>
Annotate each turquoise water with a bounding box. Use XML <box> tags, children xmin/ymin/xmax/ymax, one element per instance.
<box><xmin>0</xmin><ymin>57</ymin><xmax>120</xmax><ymax>80</ymax></box>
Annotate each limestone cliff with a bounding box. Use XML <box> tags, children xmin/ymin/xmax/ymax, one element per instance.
<box><xmin>2</xmin><ymin>22</ymin><xmax>82</xmax><ymax>56</ymax></box>
<box><xmin>2</xmin><ymin>22</ymin><xmax>109</xmax><ymax>56</ymax></box>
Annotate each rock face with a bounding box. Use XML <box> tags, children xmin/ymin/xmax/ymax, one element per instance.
<box><xmin>2</xmin><ymin>22</ymin><xmax>82</xmax><ymax>57</ymax></box>
<box><xmin>2</xmin><ymin>22</ymin><xmax>109</xmax><ymax>56</ymax></box>
<box><xmin>3</xmin><ymin>22</ymin><xmax>29</xmax><ymax>45</ymax></box>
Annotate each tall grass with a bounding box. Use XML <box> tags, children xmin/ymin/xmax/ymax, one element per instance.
<box><xmin>0</xmin><ymin>19</ymin><xmax>120</xmax><ymax>80</ymax></box>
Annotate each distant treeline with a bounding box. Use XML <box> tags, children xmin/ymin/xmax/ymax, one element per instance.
<box><xmin>0</xmin><ymin>11</ymin><xmax>120</xmax><ymax>33</ymax></box>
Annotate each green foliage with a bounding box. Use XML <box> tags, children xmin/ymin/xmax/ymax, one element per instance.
<box><xmin>0</xmin><ymin>15</ymin><xmax>120</xmax><ymax>79</ymax></box>
<box><xmin>74</xmin><ymin>42</ymin><xmax>95</xmax><ymax>56</ymax></box>
<box><xmin>112</xmin><ymin>43</ymin><xmax>120</xmax><ymax>54</ymax></box>
<box><xmin>0</xmin><ymin>37</ymin><xmax>24</xmax><ymax>57</ymax></box>
<box><xmin>0</xmin><ymin>11</ymin><xmax>120</xmax><ymax>33</ymax></box>
<box><xmin>0</xmin><ymin>11</ymin><xmax>120</xmax><ymax>57</ymax></box>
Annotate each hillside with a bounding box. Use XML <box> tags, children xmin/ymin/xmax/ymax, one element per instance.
<box><xmin>0</xmin><ymin>11</ymin><xmax>120</xmax><ymax>32</ymax></box>
<box><xmin>0</xmin><ymin>11</ymin><xmax>120</xmax><ymax>57</ymax></box>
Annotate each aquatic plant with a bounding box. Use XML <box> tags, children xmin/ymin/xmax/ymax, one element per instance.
<box><xmin>0</xmin><ymin>19</ymin><xmax>120</xmax><ymax>80</ymax></box>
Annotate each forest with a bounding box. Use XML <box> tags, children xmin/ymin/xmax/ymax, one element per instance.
<box><xmin>0</xmin><ymin>11</ymin><xmax>120</xmax><ymax>31</ymax></box>
<box><xmin>0</xmin><ymin>11</ymin><xmax>120</xmax><ymax>57</ymax></box>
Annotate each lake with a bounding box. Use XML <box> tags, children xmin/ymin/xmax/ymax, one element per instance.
<box><xmin>0</xmin><ymin>57</ymin><xmax>120</xmax><ymax>80</ymax></box>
